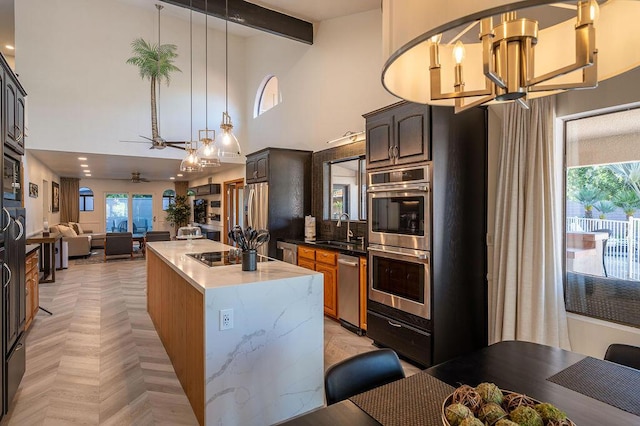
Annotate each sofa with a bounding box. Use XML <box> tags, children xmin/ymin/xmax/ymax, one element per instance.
<box><xmin>50</xmin><ymin>222</ymin><xmax>107</xmax><ymax>256</ymax></box>
<box><xmin>50</xmin><ymin>223</ymin><xmax>91</xmax><ymax>257</ymax></box>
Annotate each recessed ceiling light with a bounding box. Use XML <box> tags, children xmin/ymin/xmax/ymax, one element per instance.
<box><xmin>78</xmin><ymin>157</ymin><xmax>87</xmax><ymax>160</ymax></box>
<box><xmin>80</xmin><ymin>164</ymin><xmax>88</xmax><ymax>168</ymax></box>
<box><xmin>5</xmin><ymin>45</ymin><xmax>14</xmax><ymax>50</ymax></box>
<box><xmin>84</xmin><ymin>170</ymin><xmax>91</xmax><ymax>173</ymax></box>
<box><xmin>169</xmin><ymin>177</ymin><xmax>176</xmax><ymax>180</ymax></box>
<box><xmin>176</xmin><ymin>173</ymin><xmax>184</xmax><ymax>177</ymax></box>
<box><xmin>85</xmin><ymin>174</ymin><xmax>91</xmax><ymax>177</ymax></box>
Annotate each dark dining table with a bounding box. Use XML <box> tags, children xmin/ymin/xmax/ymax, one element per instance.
<box><xmin>280</xmin><ymin>341</ymin><xmax>640</xmax><ymax>425</ymax></box>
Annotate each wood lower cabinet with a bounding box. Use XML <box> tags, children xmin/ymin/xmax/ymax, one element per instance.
<box><xmin>147</xmin><ymin>251</ymin><xmax>204</xmax><ymax>425</ymax></box>
<box><xmin>297</xmin><ymin>246</ymin><xmax>338</xmax><ymax>318</ymax></box>
<box><xmin>25</xmin><ymin>249</ymin><xmax>39</xmax><ymax>331</ymax></box>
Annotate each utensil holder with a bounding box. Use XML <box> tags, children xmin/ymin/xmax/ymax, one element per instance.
<box><xmin>242</xmin><ymin>249</ymin><xmax>257</xmax><ymax>271</ymax></box>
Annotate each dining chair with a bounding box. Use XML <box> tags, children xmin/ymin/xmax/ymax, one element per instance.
<box><xmin>604</xmin><ymin>343</ymin><xmax>640</xmax><ymax>370</ymax></box>
<box><xmin>324</xmin><ymin>348</ymin><xmax>405</xmax><ymax>405</ymax></box>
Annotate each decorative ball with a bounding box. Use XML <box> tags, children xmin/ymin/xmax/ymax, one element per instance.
<box><xmin>495</xmin><ymin>419</ymin><xmax>519</xmax><ymax>426</ymax></box>
<box><xmin>503</xmin><ymin>392</ymin><xmax>536</xmax><ymax>412</ymax></box>
<box><xmin>476</xmin><ymin>382</ymin><xmax>504</xmax><ymax>405</ymax></box>
<box><xmin>459</xmin><ymin>417</ymin><xmax>484</xmax><ymax>426</ymax></box>
<box><xmin>452</xmin><ymin>385</ymin><xmax>483</xmax><ymax>413</ymax></box>
<box><xmin>535</xmin><ymin>402</ymin><xmax>567</xmax><ymax>422</ymax></box>
<box><xmin>478</xmin><ymin>402</ymin><xmax>507</xmax><ymax>425</ymax></box>
<box><xmin>509</xmin><ymin>405</ymin><xmax>544</xmax><ymax>426</ymax></box>
<box><xmin>445</xmin><ymin>403</ymin><xmax>473</xmax><ymax>426</ymax></box>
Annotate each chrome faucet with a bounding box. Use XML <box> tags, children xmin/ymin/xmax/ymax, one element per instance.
<box><xmin>336</xmin><ymin>213</ymin><xmax>353</xmax><ymax>242</ymax></box>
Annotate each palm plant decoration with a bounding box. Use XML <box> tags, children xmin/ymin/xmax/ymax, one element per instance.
<box><xmin>126</xmin><ymin>37</ymin><xmax>181</xmax><ymax>144</ymax></box>
<box><xmin>594</xmin><ymin>200</ymin><xmax>616</xmax><ymax>219</ymax></box>
<box><xmin>612</xmin><ymin>190</ymin><xmax>640</xmax><ymax>219</ymax></box>
<box><xmin>572</xmin><ymin>187</ymin><xmax>603</xmax><ymax>218</ymax></box>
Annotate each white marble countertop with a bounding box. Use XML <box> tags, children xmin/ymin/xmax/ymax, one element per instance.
<box><xmin>147</xmin><ymin>239</ymin><xmax>319</xmax><ymax>294</ymax></box>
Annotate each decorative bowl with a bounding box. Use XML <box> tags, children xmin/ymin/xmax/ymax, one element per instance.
<box><xmin>441</xmin><ymin>387</ymin><xmax>576</xmax><ymax>426</ymax></box>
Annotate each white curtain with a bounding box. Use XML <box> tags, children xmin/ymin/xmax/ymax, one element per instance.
<box><xmin>489</xmin><ymin>97</ymin><xmax>571</xmax><ymax>349</ymax></box>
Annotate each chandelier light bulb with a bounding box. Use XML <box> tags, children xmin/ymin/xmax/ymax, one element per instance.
<box><xmin>590</xmin><ymin>0</ymin><xmax>599</xmax><ymax>21</ymax></box>
<box><xmin>430</xmin><ymin>33</ymin><xmax>442</xmax><ymax>44</ymax></box>
<box><xmin>452</xmin><ymin>41</ymin><xmax>465</xmax><ymax>64</ymax></box>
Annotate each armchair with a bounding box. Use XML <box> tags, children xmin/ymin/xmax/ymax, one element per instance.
<box><xmin>104</xmin><ymin>232</ymin><xmax>133</xmax><ymax>260</ymax></box>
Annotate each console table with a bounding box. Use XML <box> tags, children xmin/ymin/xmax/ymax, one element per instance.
<box><xmin>26</xmin><ymin>233</ymin><xmax>62</xmax><ymax>283</ymax></box>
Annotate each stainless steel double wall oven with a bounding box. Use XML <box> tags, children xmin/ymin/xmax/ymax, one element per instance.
<box><xmin>367</xmin><ymin>163</ymin><xmax>431</xmax><ymax>320</ymax></box>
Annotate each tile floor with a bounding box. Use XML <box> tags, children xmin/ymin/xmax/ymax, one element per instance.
<box><xmin>1</xmin><ymin>257</ymin><xmax>420</xmax><ymax>425</ymax></box>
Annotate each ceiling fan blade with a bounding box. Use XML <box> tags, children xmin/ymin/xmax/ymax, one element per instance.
<box><xmin>140</xmin><ymin>135</ymin><xmax>154</xmax><ymax>142</ymax></box>
<box><xmin>120</xmin><ymin>140</ymin><xmax>150</xmax><ymax>144</ymax></box>
<box><xmin>167</xmin><ymin>145</ymin><xmax>186</xmax><ymax>151</ymax></box>
<box><xmin>164</xmin><ymin>141</ymin><xmax>187</xmax><ymax>144</ymax></box>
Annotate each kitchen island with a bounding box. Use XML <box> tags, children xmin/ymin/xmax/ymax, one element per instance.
<box><xmin>146</xmin><ymin>239</ymin><xmax>324</xmax><ymax>425</ymax></box>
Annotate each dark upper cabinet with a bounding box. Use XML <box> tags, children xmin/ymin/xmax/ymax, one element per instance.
<box><xmin>365</xmin><ymin>102</ymin><xmax>430</xmax><ymax>169</ymax></box>
<box><xmin>188</xmin><ymin>184</ymin><xmax>221</xmax><ymax>196</ymax></box>
<box><xmin>4</xmin><ymin>74</ymin><xmax>26</xmax><ymax>156</ymax></box>
<box><xmin>246</xmin><ymin>150</ymin><xmax>269</xmax><ymax>183</ymax></box>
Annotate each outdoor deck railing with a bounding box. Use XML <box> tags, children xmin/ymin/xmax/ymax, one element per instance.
<box><xmin>566</xmin><ymin>217</ymin><xmax>640</xmax><ymax>281</ymax></box>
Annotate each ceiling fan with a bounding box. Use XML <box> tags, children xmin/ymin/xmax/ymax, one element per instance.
<box><xmin>120</xmin><ymin>136</ymin><xmax>187</xmax><ymax>150</ymax></box>
<box><xmin>130</xmin><ymin>172</ymin><xmax>151</xmax><ymax>183</ymax></box>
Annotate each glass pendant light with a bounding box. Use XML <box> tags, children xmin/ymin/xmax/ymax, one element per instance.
<box><xmin>197</xmin><ymin>0</ymin><xmax>221</xmax><ymax>167</ymax></box>
<box><xmin>215</xmin><ymin>0</ymin><xmax>242</xmax><ymax>158</ymax></box>
<box><xmin>181</xmin><ymin>1</ymin><xmax>203</xmax><ymax>173</ymax></box>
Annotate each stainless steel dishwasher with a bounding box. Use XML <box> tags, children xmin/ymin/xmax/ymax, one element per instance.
<box><xmin>337</xmin><ymin>254</ymin><xmax>361</xmax><ymax>334</ymax></box>
<box><xmin>276</xmin><ymin>241</ymin><xmax>297</xmax><ymax>264</ymax></box>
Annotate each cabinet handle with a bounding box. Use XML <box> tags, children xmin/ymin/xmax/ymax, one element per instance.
<box><xmin>14</xmin><ymin>125</ymin><xmax>23</xmax><ymax>142</ymax></box>
<box><xmin>388</xmin><ymin>146</ymin><xmax>393</xmax><ymax>159</ymax></box>
<box><xmin>3</xmin><ymin>263</ymin><xmax>11</xmax><ymax>288</ymax></box>
<box><xmin>388</xmin><ymin>320</ymin><xmax>402</xmax><ymax>328</ymax></box>
<box><xmin>15</xmin><ymin>219</ymin><xmax>24</xmax><ymax>240</ymax></box>
<box><xmin>15</xmin><ymin>343</ymin><xmax>23</xmax><ymax>351</ymax></box>
<box><xmin>2</xmin><ymin>208</ymin><xmax>10</xmax><ymax>232</ymax></box>
<box><xmin>393</xmin><ymin>145</ymin><xmax>399</xmax><ymax>159</ymax></box>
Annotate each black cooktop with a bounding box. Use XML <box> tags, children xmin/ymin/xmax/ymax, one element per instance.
<box><xmin>186</xmin><ymin>250</ymin><xmax>272</xmax><ymax>267</ymax></box>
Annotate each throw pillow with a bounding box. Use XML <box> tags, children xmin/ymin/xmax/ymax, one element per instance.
<box><xmin>58</xmin><ymin>224</ymin><xmax>78</xmax><ymax>238</ymax></box>
<box><xmin>76</xmin><ymin>222</ymin><xmax>85</xmax><ymax>234</ymax></box>
<box><xmin>68</xmin><ymin>222</ymin><xmax>80</xmax><ymax>234</ymax></box>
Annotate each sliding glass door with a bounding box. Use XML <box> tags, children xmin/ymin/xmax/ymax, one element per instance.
<box><xmin>105</xmin><ymin>193</ymin><xmax>153</xmax><ymax>234</ymax></box>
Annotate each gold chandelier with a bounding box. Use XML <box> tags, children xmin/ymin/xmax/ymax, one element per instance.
<box><xmin>381</xmin><ymin>0</ymin><xmax>640</xmax><ymax>113</ymax></box>
<box><xmin>429</xmin><ymin>1</ymin><xmax>598</xmax><ymax>112</ymax></box>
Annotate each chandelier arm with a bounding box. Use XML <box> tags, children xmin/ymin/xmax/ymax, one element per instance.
<box><xmin>453</xmin><ymin>94</ymin><xmax>496</xmax><ymax>114</ymax></box>
<box><xmin>527</xmin><ymin>52</ymin><xmax>598</xmax><ymax>92</ymax></box>
<box><xmin>430</xmin><ymin>65</ymin><xmax>493</xmax><ymax>99</ymax></box>
<box><xmin>526</xmin><ymin>23</ymin><xmax>596</xmax><ymax>87</ymax></box>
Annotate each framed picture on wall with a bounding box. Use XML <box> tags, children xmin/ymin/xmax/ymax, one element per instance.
<box><xmin>52</xmin><ymin>181</ymin><xmax>60</xmax><ymax>212</ymax></box>
<box><xmin>29</xmin><ymin>182</ymin><xmax>39</xmax><ymax>198</ymax></box>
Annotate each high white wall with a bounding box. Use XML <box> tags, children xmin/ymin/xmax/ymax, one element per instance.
<box><xmin>244</xmin><ymin>9</ymin><xmax>398</xmax><ymax>153</ymax></box>
<box><xmin>23</xmin><ymin>152</ymin><xmax>60</xmax><ymax>236</ymax></box>
<box><xmin>15</xmin><ymin>0</ymin><xmax>246</xmax><ymax>160</ymax></box>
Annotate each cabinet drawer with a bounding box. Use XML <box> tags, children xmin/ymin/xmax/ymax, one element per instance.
<box><xmin>315</xmin><ymin>249</ymin><xmax>337</xmax><ymax>266</ymax></box>
<box><xmin>367</xmin><ymin>310</ymin><xmax>432</xmax><ymax>367</ymax></box>
<box><xmin>298</xmin><ymin>246</ymin><xmax>316</xmax><ymax>261</ymax></box>
<box><xmin>297</xmin><ymin>258</ymin><xmax>315</xmax><ymax>271</ymax></box>
<box><xmin>26</xmin><ymin>253</ymin><xmax>38</xmax><ymax>271</ymax></box>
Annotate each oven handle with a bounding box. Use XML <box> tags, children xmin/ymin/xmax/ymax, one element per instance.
<box><xmin>368</xmin><ymin>246</ymin><xmax>429</xmax><ymax>260</ymax></box>
<box><xmin>388</xmin><ymin>320</ymin><xmax>403</xmax><ymax>328</ymax></box>
<box><xmin>367</xmin><ymin>184</ymin><xmax>430</xmax><ymax>193</ymax></box>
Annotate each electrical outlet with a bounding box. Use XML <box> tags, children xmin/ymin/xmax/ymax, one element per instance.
<box><xmin>220</xmin><ymin>309</ymin><xmax>233</xmax><ymax>330</ymax></box>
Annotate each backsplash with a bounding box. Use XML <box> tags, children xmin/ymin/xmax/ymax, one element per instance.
<box><xmin>311</xmin><ymin>140</ymin><xmax>366</xmax><ymax>242</ymax></box>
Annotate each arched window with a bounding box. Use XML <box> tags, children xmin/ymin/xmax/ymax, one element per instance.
<box><xmin>254</xmin><ymin>75</ymin><xmax>281</xmax><ymax>117</ymax></box>
<box><xmin>79</xmin><ymin>187</ymin><xmax>94</xmax><ymax>211</ymax></box>
<box><xmin>162</xmin><ymin>189</ymin><xmax>176</xmax><ymax>211</ymax></box>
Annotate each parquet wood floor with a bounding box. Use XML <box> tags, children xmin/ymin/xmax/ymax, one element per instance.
<box><xmin>2</xmin><ymin>258</ymin><xmax>420</xmax><ymax>425</ymax></box>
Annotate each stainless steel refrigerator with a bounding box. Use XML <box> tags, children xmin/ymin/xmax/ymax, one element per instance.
<box><xmin>245</xmin><ymin>182</ymin><xmax>269</xmax><ymax>256</ymax></box>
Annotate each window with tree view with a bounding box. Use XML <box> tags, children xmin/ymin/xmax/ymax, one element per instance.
<box><xmin>564</xmin><ymin>108</ymin><xmax>640</xmax><ymax>328</ymax></box>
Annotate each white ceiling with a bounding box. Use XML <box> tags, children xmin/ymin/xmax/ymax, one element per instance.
<box><xmin>247</xmin><ymin>0</ymin><xmax>380</xmax><ymax>23</ymax></box>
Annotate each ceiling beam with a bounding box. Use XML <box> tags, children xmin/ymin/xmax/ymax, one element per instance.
<box><xmin>161</xmin><ymin>0</ymin><xmax>314</xmax><ymax>45</ymax></box>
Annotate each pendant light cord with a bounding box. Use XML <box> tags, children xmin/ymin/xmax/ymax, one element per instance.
<box><xmin>225</xmin><ymin>0</ymin><xmax>229</xmax><ymax>116</ymax></box>
<box><xmin>205</xmin><ymin>0</ymin><xmax>209</xmax><ymax>133</ymax></box>
<box><xmin>190</xmin><ymin>1</ymin><xmax>193</xmax><ymax>146</ymax></box>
